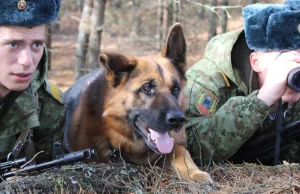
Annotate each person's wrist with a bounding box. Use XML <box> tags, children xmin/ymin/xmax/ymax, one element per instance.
<box><xmin>257</xmin><ymin>89</ymin><xmax>277</xmax><ymax>107</ymax></box>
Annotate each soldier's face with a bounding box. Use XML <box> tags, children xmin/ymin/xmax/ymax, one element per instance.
<box><xmin>0</xmin><ymin>25</ymin><xmax>45</xmax><ymax>97</ymax></box>
<box><xmin>252</xmin><ymin>50</ymin><xmax>300</xmax><ymax>102</ymax></box>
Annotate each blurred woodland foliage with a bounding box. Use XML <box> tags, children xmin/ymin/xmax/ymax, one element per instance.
<box><xmin>47</xmin><ymin>0</ymin><xmax>284</xmax><ymax>80</ymax></box>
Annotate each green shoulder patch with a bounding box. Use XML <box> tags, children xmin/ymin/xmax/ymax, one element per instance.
<box><xmin>196</xmin><ymin>89</ymin><xmax>219</xmax><ymax>115</ymax></box>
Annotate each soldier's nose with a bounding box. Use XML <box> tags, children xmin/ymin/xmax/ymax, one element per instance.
<box><xmin>19</xmin><ymin>48</ymin><xmax>34</xmax><ymax>67</ymax></box>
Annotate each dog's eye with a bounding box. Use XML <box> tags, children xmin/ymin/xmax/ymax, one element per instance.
<box><xmin>172</xmin><ymin>86</ymin><xmax>180</xmax><ymax>95</ymax></box>
<box><xmin>142</xmin><ymin>85</ymin><xmax>152</xmax><ymax>93</ymax></box>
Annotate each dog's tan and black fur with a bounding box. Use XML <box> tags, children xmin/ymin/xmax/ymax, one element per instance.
<box><xmin>64</xmin><ymin>23</ymin><xmax>213</xmax><ymax>183</ymax></box>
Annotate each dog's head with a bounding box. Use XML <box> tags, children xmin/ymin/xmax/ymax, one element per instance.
<box><xmin>99</xmin><ymin>23</ymin><xmax>187</xmax><ymax>154</ymax></box>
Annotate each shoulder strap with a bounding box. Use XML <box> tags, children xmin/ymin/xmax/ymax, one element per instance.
<box><xmin>44</xmin><ymin>79</ymin><xmax>64</xmax><ymax>104</ymax></box>
<box><xmin>7</xmin><ymin>128</ymin><xmax>36</xmax><ymax>164</ymax></box>
<box><xmin>0</xmin><ymin>91</ymin><xmax>23</xmax><ymax>117</ymax></box>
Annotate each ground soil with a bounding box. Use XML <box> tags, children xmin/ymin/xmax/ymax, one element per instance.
<box><xmin>1</xmin><ymin>162</ymin><xmax>300</xmax><ymax>193</ymax></box>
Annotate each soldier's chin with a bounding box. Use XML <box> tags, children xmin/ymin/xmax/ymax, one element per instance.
<box><xmin>9</xmin><ymin>83</ymin><xmax>31</xmax><ymax>92</ymax></box>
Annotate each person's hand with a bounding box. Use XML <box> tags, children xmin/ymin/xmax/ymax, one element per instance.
<box><xmin>257</xmin><ymin>51</ymin><xmax>300</xmax><ymax>106</ymax></box>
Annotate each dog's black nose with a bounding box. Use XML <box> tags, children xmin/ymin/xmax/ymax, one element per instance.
<box><xmin>166</xmin><ymin>111</ymin><xmax>185</xmax><ymax>127</ymax></box>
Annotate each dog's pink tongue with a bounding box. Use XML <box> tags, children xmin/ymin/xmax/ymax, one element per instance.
<box><xmin>149</xmin><ymin>129</ymin><xmax>174</xmax><ymax>153</ymax></box>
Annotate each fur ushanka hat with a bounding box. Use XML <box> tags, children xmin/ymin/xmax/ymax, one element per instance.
<box><xmin>1</xmin><ymin>0</ymin><xmax>61</xmax><ymax>27</ymax></box>
<box><xmin>243</xmin><ymin>0</ymin><xmax>300</xmax><ymax>51</ymax></box>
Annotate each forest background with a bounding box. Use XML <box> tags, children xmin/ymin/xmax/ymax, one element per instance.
<box><xmin>48</xmin><ymin>0</ymin><xmax>284</xmax><ymax>91</ymax></box>
<box><xmin>3</xmin><ymin>0</ymin><xmax>300</xmax><ymax>193</ymax></box>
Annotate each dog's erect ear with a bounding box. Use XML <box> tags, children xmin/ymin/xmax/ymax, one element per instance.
<box><xmin>99</xmin><ymin>53</ymin><xmax>136</xmax><ymax>73</ymax></box>
<box><xmin>161</xmin><ymin>23</ymin><xmax>187</xmax><ymax>76</ymax></box>
<box><xmin>99</xmin><ymin>53</ymin><xmax>136</xmax><ymax>87</ymax></box>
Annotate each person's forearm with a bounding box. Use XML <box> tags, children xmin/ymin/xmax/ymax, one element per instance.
<box><xmin>187</xmin><ymin>90</ymin><xmax>272</xmax><ymax>163</ymax></box>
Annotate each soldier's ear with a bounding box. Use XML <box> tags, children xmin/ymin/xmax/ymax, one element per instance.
<box><xmin>99</xmin><ymin>53</ymin><xmax>136</xmax><ymax>87</ymax></box>
<box><xmin>249</xmin><ymin>51</ymin><xmax>261</xmax><ymax>73</ymax></box>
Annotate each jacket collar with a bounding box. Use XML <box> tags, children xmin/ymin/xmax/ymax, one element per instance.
<box><xmin>204</xmin><ymin>28</ymin><xmax>255</xmax><ymax>95</ymax></box>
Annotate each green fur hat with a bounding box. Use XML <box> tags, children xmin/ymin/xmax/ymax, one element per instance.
<box><xmin>243</xmin><ymin>0</ymin><xmax>300</xmax><ymax>51</ymax></box>
<box><xmin>1</xmin><ymin>0</ymin><xmax>61</xmax><ymax>26</ymax></box>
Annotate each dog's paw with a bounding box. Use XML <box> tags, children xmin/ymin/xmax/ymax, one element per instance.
<box><xmin>189</xmin><ymin>171</ymin><xmax>214</xmax><ymax>184</ymax></box>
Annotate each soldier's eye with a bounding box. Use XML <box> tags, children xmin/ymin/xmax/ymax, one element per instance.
<box><xmin>9</xmin><ymin>43</ymin><xmax>18</xmax><ymax>48</ymax></box>
<box><xmin>33</xmin><ymin>43</ymin><xmax>42</xmax><ymax>49</ymax></box>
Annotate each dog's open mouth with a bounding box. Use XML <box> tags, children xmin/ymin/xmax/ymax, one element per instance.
<box><xmin>135</xmin><ymin>117</ymin><xmax>174</xmax><ymax>154</ymax></box>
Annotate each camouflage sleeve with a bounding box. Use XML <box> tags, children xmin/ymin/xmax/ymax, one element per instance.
<box><xmin>184</xmin><ymin>60</ymin><xmax>272</xmax><ymax>166</ymax></box>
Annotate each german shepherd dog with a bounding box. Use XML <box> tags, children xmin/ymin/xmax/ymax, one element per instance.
<box><xmin>64</xmin><ymin>23</ymin><xmax>213</xmax><ymax>183</ymax></box>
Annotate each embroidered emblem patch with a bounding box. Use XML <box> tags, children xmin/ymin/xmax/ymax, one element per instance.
<box><xmin>196</xmin><ymin>90</ymin><xmax>219</xmax><ymax>115</ymax></box>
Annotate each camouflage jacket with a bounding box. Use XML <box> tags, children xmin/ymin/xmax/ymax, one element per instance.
<box><xmin>184</xmin><ymin>28</ymin><xmax>300</xmax><ymax>166</ymax></box>
<box><xmin>0</xmin><ymin>49</ymin><xmax>65</xmax><ymax>163</ymax></box>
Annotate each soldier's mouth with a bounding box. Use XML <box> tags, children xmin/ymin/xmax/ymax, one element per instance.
<box><xmin>12</xmin><ymin>73</ymin><xmax>32</xmax><ymax>81</ymax></box>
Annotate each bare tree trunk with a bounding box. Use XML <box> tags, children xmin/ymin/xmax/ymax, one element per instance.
<box><xmin>130</xmin><ymin>0</ymin><xmax>142</xmax><ymax>38</ymax></box>
<box><xmin>74</xmin><ymin>0</ymin><xmax>92</xmax><ymax>80</ymax></box>
<box><xmin>207</xmin><ymin>0</ymin><xmax>218</xmax><ymax>41</ymax></box>
<box><xmin>87</xmin><ymin>0</ymin><xmax>107</xmax><ymax>70</ymax></box>
<box><xmin>197</xmin><ymin>2</ymin><xmax>206</xmax><ymax>20</ymax></box>
<box><xmin>111</xmin><ymin>0</ymin><xmax>122</xmax><ymax>9</ymax></box>
<box><xmin>167</xmin><ymin>0</ymin><xmax>173</xmax><ymax>26</ymax></box>
<box><xmin>156</xmin><ymin>0</ymin><xmax>163</xmax><ymax>50</ymax></box>
<box><xmin>172</xmin><ymin>0</ymin><xmax>180</xmax><ymax>23</ymax></box>
<box><xmin>45</xmin><ymin>24</ymin><xmax>52</xmax><ymax>70</ymax></box>
<box><xmin>221</xmin><ymin>0</ymin><xmax>229</xmax><ymax>33</ymax></box>
<box><xmin>111</xmin><ymin>0</ymin><xmax>122</xmax><ymax>25</ymax></box>
<box><xmin>162</xmin><ymin>0</ymin><xmax>168</xmax><ymax>44</ymax></box>
<box><xmin>77</xmin><ymin>0</ymin><xmax>84</xmax><ymax>12</ymax></box>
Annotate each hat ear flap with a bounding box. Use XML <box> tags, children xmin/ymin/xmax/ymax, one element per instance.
<box><xmin>285</xmin><ymin>0</ymin><xmax>300</xmax><ymax>10</ymax></box>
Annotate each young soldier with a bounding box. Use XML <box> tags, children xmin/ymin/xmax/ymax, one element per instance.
<box><xmin>184</xmin><ymin>0</ymin><xmax>300</xmax><ymax>166</ymax></box>
<box><xmin>0</xmin><ymin>0</ymin><xmax>65</xmax><ymax>163</ymax></box>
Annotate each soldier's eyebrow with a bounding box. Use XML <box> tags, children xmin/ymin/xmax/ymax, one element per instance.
<box><xmin>33</xmin><ymin>39</ymin><xmax>46</xmax><ymax>45</ymax></box>
<box><xmin>2</xmin><ymin>38</ymin><xmax>46</xmax><ymax>44</ymax></box>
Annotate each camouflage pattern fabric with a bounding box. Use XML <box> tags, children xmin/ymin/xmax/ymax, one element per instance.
<box><xmin>0</xmin><ymin>50</ymin><xmax>65</xmax><ymax>163</ymax></box>
<box><xmin>184</xmin><ymin>28</ymin><xmax>300</xmax><ymax>166</ymax></box>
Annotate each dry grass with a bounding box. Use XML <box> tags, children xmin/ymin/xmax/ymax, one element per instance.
<box><xmin>1</xmin><ymin>162</ymin><xmax>300</xmax><ymax>193</ymax></box>
<box><xmin>210</xmin><ymin>162</ymin><xmax>300</xmax><ymax>193</ymax></box>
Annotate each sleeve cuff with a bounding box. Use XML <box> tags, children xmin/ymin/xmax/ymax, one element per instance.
<box><xmin>248</xmin><ymin>90</ymin><xmax>273</xmax><ymax>115</ymax></box>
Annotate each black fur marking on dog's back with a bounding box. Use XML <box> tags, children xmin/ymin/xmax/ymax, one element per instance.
<box><xmin>63</xmin><ymin>69</ymin><xmax>102</xmax><ymax>152</ymax></box>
